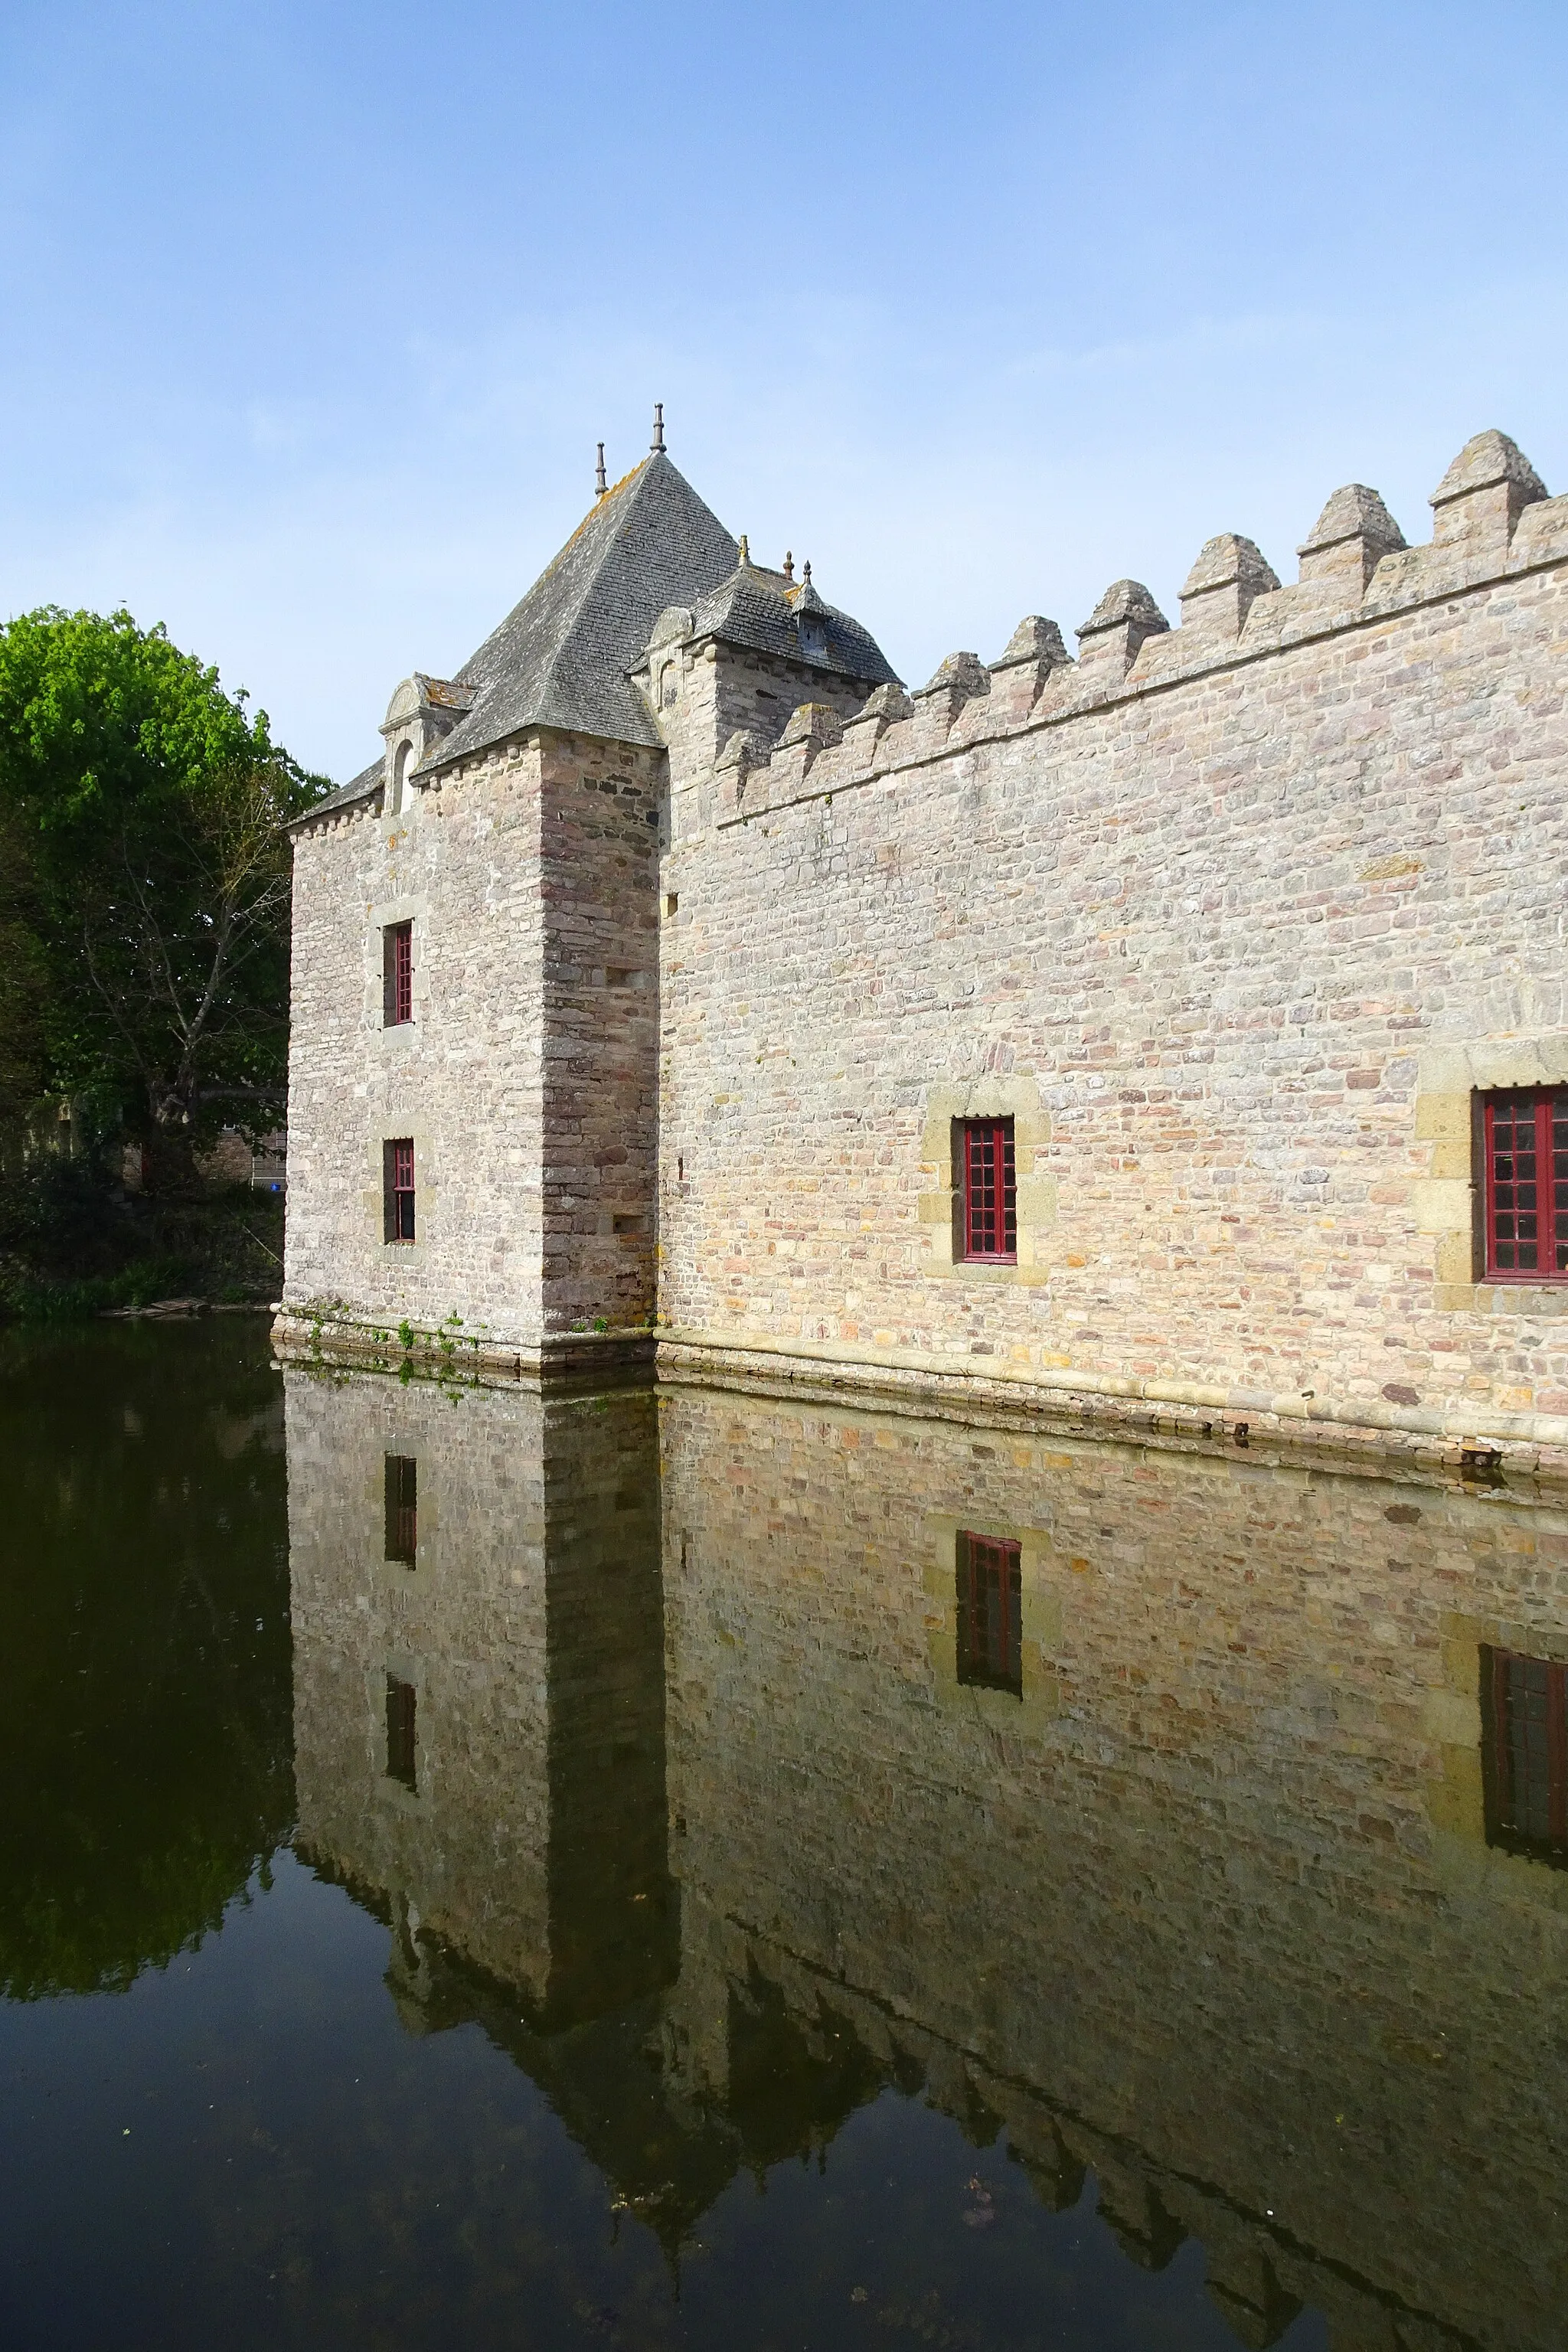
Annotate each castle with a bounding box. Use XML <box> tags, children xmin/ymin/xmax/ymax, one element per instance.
<box><xmin>278</xmin><ymin>413</ymin><xmax>1568</xmax><ymax>1473</ymax></box>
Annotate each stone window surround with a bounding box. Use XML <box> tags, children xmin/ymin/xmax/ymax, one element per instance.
<box><xmin>919</xmin><ymin>1076</ymin><xmax>1056</xmax><ymax>1283</ymax></box>
<box><xmin>1415</xmin><ymin>1034</ymin><xmax>1568</xmax><ymax>1313</ymax></box>
<box><xmin>364</xmin><ymin>1117</ymin><xmax>437</xmax><ymax>1266</ymax></box>
<box><xmin>922</xmin><ymin>1512</ymin><xmax>1060</xmax><ymax>1730</ymax></box>
<box><xmin>367</xmin><ymin>892</ymin><xmax>433</xmax><ymax>1045</ymax></box>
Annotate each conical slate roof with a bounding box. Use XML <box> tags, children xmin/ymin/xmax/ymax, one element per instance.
<box><xmin>429</xmin><ymin>451</ymin><xmax>739</xmax><ymax>766</ymax></box>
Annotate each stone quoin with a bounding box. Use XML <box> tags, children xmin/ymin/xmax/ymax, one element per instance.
<box><xmin>276</xmin><ymin>416</ymin><xmax>1568</xmax><ymax>1473</ymax></box>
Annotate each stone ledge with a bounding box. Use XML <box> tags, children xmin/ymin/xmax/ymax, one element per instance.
<box><xmin>655</xmin><ymin>1330</ymin><xmax>1568</xmax><ymax>1480</ymax></box>
<box><xmin>271</xmin><ymin>1309</ymin><xmax>656</xmax><ymax>1387</ymax></box>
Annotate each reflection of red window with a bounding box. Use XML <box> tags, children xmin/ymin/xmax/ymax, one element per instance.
<box><xmin>385</xmin><ymin>1675</ymin><xmax>417</xmax><ymax>1791</ymax></box>
<box><xmin>956</xmin><ymin>1530</ymin><xmax>1022</xmax><ymax>1696</ymax></box>
<box><xmin>384</xmin><ymin>922</ymin><xmax>413</xmax><ymax>1027</ymax></box>
<box><xmin>1483</xmin><ymin>1089</ymin><xmax>1568</xmax><ymax>1280</ymax></box>
<box><xmin>384</xmin><ymin>1139</ymin><xmax>416</xmax><ymax>1242</ymax></box>
<box><xmin>959</xmin><ymin>1119</ymin><xmax>1016</xmax><ymax>1262</ymax></box>
<box><xmin>1481</xmin><ymin>1645</ymin><xmax>1568</xmax><ymax>1866</ymax></box>
<box><xmin>384</xmin><ymin>1455</ymin><xmax>417</xmax><ymax>1564</ymax></box>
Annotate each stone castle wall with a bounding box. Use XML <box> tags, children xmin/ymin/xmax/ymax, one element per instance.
<box><xmin>282</xmin><ymin>429</ymin><xmax>1568</xmax><ymax>1465</ymax></box>
<box><xmin>657</xmin><ymin>438</ymin><xmax>1568</xmax><ymax>1466</ymax></box>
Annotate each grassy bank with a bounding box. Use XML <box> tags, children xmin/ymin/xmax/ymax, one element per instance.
<box><xmin>0</xmin><ymin>1161</ymin><xmax>283</xmax><ymax>1321</ymax></box>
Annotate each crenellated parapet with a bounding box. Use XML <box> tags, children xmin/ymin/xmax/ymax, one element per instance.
<box><xmin>714</xmin><ymin>427</ymin><xmax>1568</xmax><ymax>831</ymax></box>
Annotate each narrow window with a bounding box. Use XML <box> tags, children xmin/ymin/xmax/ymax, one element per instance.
<box><xmin>958</xmin><ymin>1118</ymin><xmax>1017</xmax><ymax>1263</ymax></box>
<box><xmin>956</xmin><ymin>1530</ymin><xmax>1023</xmax><ymax>1697</ymax></box>
<box><xmin>383</xmin><ymin>922</ymin><xmax>413</xmax><ymax>1027</ymax></box>
<box><xmin>385</xmin><ymin>1675</ymin><xmax>418</xmax><ymax>1791</ymax></box>
<box><xmin>1481</xmin><ymin>1644</ymin><xmax>1568</xmax><ymax>1865</ymax></box>
<box><xmin>384</xmin><ymin>1455</ymin><xmax>417</xmax><ymax>1564</ymax></box>
<box><xmin>384</xmin><ymin>1138</ymin><xmax>416</xmax><ymax>1243</ymax></box>
<box><xmin>1483</xmin><ymin>1089</ymin><xmax>1568</xmax><ymax>1280</ymax></box>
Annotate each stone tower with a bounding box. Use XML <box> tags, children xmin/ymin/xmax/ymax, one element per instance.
<box><xmin>279</xmin><ymin>426</ymin><xmax>897</xmax><ymax>1368</ymax></box>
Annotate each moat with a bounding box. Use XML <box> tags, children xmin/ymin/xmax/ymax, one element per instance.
<box><xmin>2</xmin><ymin>1321</ymin><xmax>1564</xmax><ymax>2350</ymax></box>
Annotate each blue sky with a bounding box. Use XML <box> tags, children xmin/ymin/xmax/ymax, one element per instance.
<box><xmin>3</xmin><ymin>0</ymin><xmax>1566</xmax><ymax>780</ymax></box>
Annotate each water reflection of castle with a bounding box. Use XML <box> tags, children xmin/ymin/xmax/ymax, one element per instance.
<box><xmin>286</xmin><ymin>1370</ymin><xmax>1568</xmax><ymax>2349</ymax></box>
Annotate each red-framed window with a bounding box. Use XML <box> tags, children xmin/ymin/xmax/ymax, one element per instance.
<box><xmin>1481</xmin><ymin>1644</ymin><xmax>1568</xmax><ymax>1867</ymax></box>
<box><xmin>385</xmin><ymin>1674</ymin><xmax>418</xmax><ymax>1791</ymax></box>
<box><xmin>956</xmin><ymin>1529</ymin><xmax>1023</xmax><ymax>1696</ymax></box>
<box><xmin>384</xmin><ymin>1138</ymin><xmax>416</xmax><ymax>1243</ymax></box>
<box><xmin>383</xmin><ymin>921</ymin><xmax>413</xmax><ymax>1027</ymax></box>
<box><xmin>959</xmin><ymin>1118</ymin><xmax>1017</xmax><ymax>1263</ymax></box>
<box><xmin>384</xmin><ymin>1454</ymin><xmax>417</xmax><ymax>1564</ymax></box>
<box><xmin>1482</xmin><ymin>1089</ymin><xmax>1568</xmax><ymax>1281</ymax></box>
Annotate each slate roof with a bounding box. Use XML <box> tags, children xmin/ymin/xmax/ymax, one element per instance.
<box><xmin>295</xmin><ymin>756</ymin><xmax>384</xmax><ymax>826</ymax></box>
<box><xmin>690</xmin><ymin>563</ymin><xmax>900</xmax><ymax>688</ymax></box>
<box><xmin>430</xmin><ymin>452</ymin><xmax>739</xmax><ymax>766</ymax></box>
<box><xmin>295</xmin><ymin>453</ymin><xmax>896</xmax><ymax>826</ymax></box>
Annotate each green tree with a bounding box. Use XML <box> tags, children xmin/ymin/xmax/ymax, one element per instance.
<box><xmin>0</xmin><ymin>606</ymin><xmax>326</xmax><ymax>1161</ymax></box>
<box><xmin>0</xmin><ymin>792</ymin><xmax>50</xmax><ymax>1127</ymax></box>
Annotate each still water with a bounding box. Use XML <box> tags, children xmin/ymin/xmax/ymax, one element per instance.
<box><xmin>2</xmin><ymin>1321</ymin><xmax>1565</xmax><ymax>2350</ymax></box>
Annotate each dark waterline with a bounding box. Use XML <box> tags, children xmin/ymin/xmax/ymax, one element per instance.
<box><xmin>0</xmin><ymin>1324</ymin><xmax>1561</xmax><ymax>2349</ymax></box>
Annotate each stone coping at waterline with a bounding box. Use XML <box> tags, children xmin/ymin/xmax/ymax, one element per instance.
<box><xmin>270</xmin><ymin>1308</ymin><xmax>1568</xmax><ymax>1479</ymax></box>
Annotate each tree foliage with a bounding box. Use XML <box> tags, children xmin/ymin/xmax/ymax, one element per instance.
<box><xmin>0</xmin><ymin>606</ymin><xmax>326</xmax><ymax>1147</ymax></box>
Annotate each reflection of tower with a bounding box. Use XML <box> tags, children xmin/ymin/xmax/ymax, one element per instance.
<box><xmin>286</xmin><ymin>1370</ymin><xmax>675</xmax><ymax>2035</ymax></box>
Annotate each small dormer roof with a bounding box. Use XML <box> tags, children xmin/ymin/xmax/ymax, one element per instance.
<box><xmin>681</xmin><ymin>560</ymin><xmax>899</xmax><ymax>688</ymax></box>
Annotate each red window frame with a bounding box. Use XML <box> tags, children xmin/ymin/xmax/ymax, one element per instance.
<box><xmin>1482</xmin><ymin>1089</ymin><xmax>1568</xmax><ymax>1282</ymax></box>
<box><xmin>384</xmin><ymin>921</ymin><xmax>413</xmax><ymax>1027</ymax></box>
<box><xmin>384</xmin><ymin>1138</ymin><xmax>416</xmax><ymax>1243</ymax></box>
<box><xmin>956</xmin><ymin>1529</ymin><xmax>1023</xmax><ymax>1697</ymax></box>
<box><xmin>1481</xmin><ymin>1644</ymin><xmax>1568</xmax><ymax>1866</ymax></box>
<box><xmin>384</xmin><ymin>1454</ymin><xmax>417</xmax><ymax>1564</ymax></box>
<box><xmin>959</xmin><ymin>1118</ymin><xmax>1017</xmax><ymax>1263</ymax></box>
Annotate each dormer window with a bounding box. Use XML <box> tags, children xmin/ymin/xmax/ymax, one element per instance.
<box><xmin>379</xmin><ymin>675</ymin><xmax>475</xmax><ymax>807</ymax></box>
<box><xmin>794</xmin><ymin>567</ymin><xmax>831</xmax><ymax>663</ymax></box>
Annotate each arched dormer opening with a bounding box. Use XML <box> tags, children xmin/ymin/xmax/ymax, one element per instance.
<box><xmin>378</xmin><ymin>674</ymin><xmax>475</xmax><ymax>813</ymax></box>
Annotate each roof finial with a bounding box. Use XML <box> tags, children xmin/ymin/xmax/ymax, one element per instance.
<box><xmin>802</xmin><ymin>559</ymin><xmax>812</xmax><ymax>585</ymax></box>
<box><xmin>594</xmin><ymin>442</ymin><xmax>607</xmax><ymax>498</ymax></box>
<box><xmin>651</xmin><ymin>402</ymin><xmax>665</xmax><ymax>453</ymax></box>
<box><xmin>782</xmin><ymin>550</ymin><xmax>794</xmax><ymax>581</ymax></box>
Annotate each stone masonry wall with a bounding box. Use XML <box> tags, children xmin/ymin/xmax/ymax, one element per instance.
<box><xmin>657</xmin><ymin>439</ymin><xmax>1568</xmax><ymax>1466</ymax></box>
<box><xmin>283</xmin><ymin>727</ymin><xmax>662</xmax><ymax>1348</ymax></box>
<box><xmin>658</xmin><ymin>1383</ymin><xmax>1568</xmax><ymax>2350</ymax></box>
<box><xmin>638</xmin><ymin>624</ymin><xmax>884</xmax><ymax>825</ymax></box>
